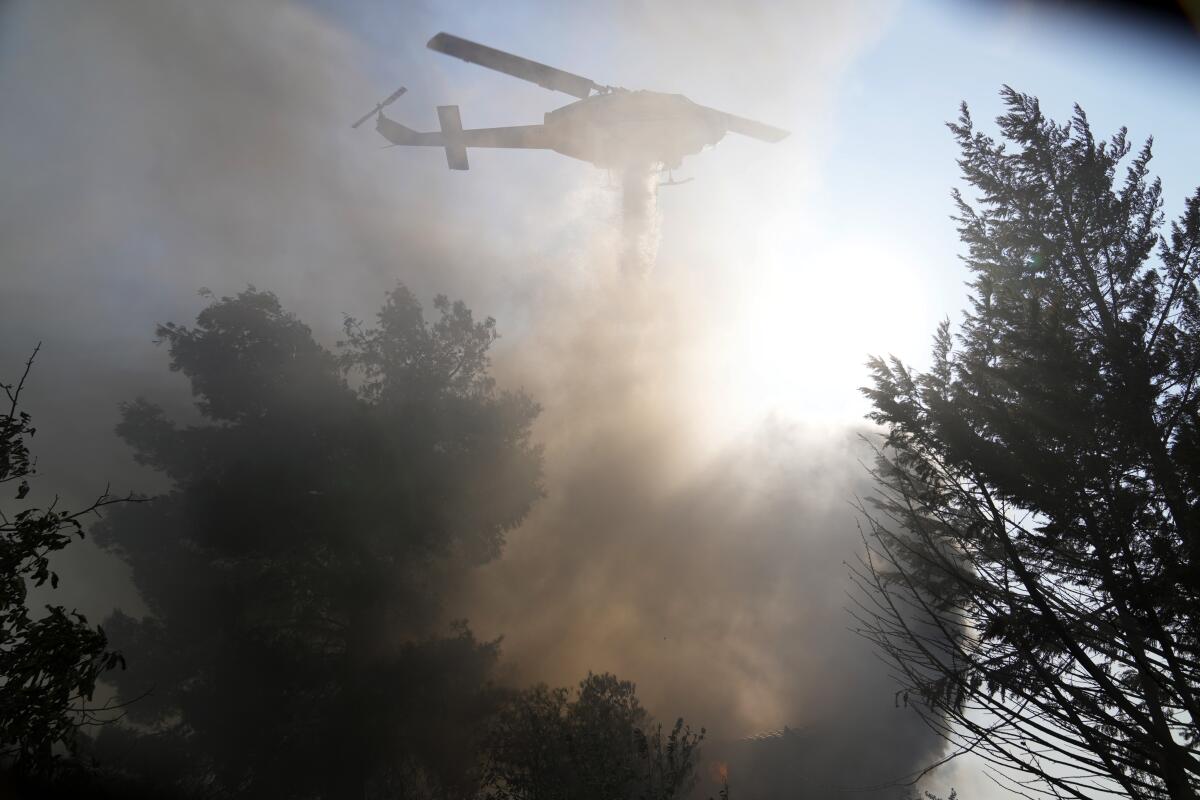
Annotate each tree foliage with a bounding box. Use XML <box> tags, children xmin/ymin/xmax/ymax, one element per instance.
<box><xmin>0</xmin><ymin>346</ymin><xmax>126</xmax><ymax>779</ymax></box>
<box><xmin>94</xmin><ymin>286</ymin><xmax>542</xmax><ymax>798</ymax></box>
<box><xmin>852</xmin><ymin>87</ymin><xmax>1200</xmax><ymax>800</ymax></box>
<box><xmin>484</xmin><ymin>672</ymin><xmax>705</xmax><ymax>800</ymax></box>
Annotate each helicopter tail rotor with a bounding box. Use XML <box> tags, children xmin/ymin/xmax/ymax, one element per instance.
<box><xmin>351</xmin><ymin>86</ymin><xmax>408</xmax><ymax>129</ymax></box>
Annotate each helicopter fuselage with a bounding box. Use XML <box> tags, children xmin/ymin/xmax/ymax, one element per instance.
<box><xmin>542</xmin><ymin>90</ymin><xmax>728</xmax><ymax>169</ymax></box>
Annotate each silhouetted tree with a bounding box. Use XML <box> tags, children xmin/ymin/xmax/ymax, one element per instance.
<box><xmin>852</xmin><ymin>87</ymin><xmax>1200</xmax><ymax>800</ymax></box>
<box><xmin>0</xmin><ymin>346</ymin><xmax>127</xmax><ymax>782</ymax></box>
<box><xmin>484</xmin><ymin>672</ymin><xmax>705</xmax><ymax>800</ymax></box>
<box><xmin>94</xmin><ymin>287</ymin><xmax>542</xmax><ymax>798</ymax></box>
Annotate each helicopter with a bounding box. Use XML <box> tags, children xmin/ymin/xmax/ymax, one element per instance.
<box><xmin>353</xmin><ymin>33</ymin><xmax>789</xmax><ymax>176</ymax></box>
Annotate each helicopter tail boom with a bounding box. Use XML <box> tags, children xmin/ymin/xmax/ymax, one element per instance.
<box><xmin>376</xmin><ymin>115</ymin><xmax>436</xmax><ymax>146</ymax></box>
<box><xmin>375</xmin><ymin>110</ymin><xmax>553</xmax><ymax>168</ymax></box>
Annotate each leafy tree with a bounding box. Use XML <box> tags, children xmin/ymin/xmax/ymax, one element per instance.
<box><xmin>94</xmin><ymin>286</ymin><xmax>542</xmax><ymax>798</ymax></box>
<box><xmin>0</xmin><ymin>346</ymin><xmax>127</xmax><ymax>780</ymax></box>
<box><xmin>852</xmin><ymin>87</ymin><xmax>1200</xmax><ymax>800</ymax></box>
<box><xmin>485</xmin><ymin>672</ymin><xmax>705</xmax><ymax>800</ymax></box>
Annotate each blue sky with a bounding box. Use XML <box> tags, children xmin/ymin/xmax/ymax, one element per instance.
<box><xmin>822</xmin><ymin>0</ymin><xmax>1200</xmax><ymax>315</ymax></box>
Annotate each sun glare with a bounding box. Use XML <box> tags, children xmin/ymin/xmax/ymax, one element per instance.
<box><xmin>718</xmin><ymin>239</ymin><xmax>929</xmax><ymax>427</ymax></box>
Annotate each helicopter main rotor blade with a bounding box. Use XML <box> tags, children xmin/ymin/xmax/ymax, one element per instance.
<box><xmin>705</xmin><ymin>106</ymin><xmax>790</xmax><ymax>143</ymax></box>
<box><xmin>427</xmin><ymin>32</ymin><xmax>597</xmax><ymax>99</ymax></box>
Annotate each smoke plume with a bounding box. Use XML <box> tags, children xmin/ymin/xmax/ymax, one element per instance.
<box><xmin>0</xmin><ymin>1</ymin><xmax>944</xmax><ymax>797</ymax></box>
<box><xmin>451</xmin><ymin>237</ymin><xmax>942</xmax><ymax>796</ymax></box>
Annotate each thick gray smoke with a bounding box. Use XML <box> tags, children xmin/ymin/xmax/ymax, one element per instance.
<box><xmin>0</xmin><ymin>1</ymin><xmax>944</xmax><ymax>796</ymax></box>
<box><xmin>452</xmin><ymin>256</ymin><xmax>943</xmax><ymax>796</ymax></box>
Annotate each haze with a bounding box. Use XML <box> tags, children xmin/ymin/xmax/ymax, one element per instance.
<box><xmin>2</xmin><ymin>1</ymin><xmax>1198</xmax><ymax>798</ymax></box>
